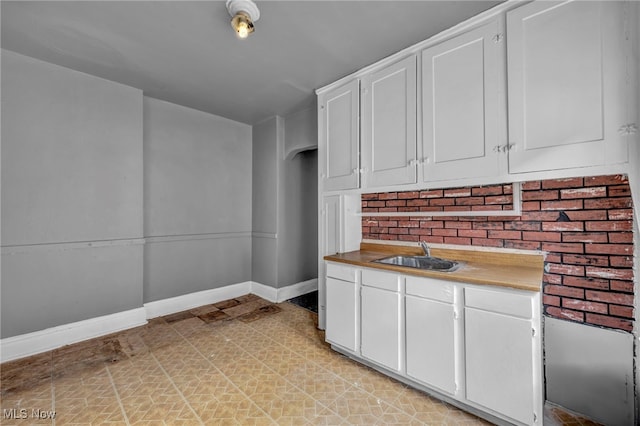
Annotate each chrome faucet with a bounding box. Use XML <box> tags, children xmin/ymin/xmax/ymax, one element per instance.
<box><xmin>419</xmin><ymin>241</ymin><xmax>431</xmax><ymax>257</ymax></box>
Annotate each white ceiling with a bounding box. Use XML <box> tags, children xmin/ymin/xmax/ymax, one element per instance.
<box><xmin>1</xmin><ymin>1</ymin><xmax>502</xmax><ymax>125</ymax></box>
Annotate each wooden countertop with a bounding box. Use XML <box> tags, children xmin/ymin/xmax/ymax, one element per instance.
<box><xmin>324</xmin><ymin>243</ymin><xmax>544</xmax><ymax>292</ymax></box>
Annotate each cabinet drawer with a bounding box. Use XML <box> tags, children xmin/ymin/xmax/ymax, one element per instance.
<box><xmin>362</xmin><ymin>268</ymin><xmax>400</xmax><ymax>292</ymax></box>
<box><xmin>465</xmin><ymin>287</ymin><xmax>533</xmax><ymax>319</ymax></box>
<box><xmin>326</xmin><ymin>262</ymin><xmax>357</xmax><ymax>282</ymax></box>
<box><xmin>406</xmin><ymin>276</ymin><xmax>454</xmax><ymax>303</ymax></box>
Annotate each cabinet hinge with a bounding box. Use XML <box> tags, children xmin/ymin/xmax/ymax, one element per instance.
<box><xmin>492</xmin><ymin>33</ymin><xmax>504</xmax><ymax>43</ymax></box>
<box><xmin>618</xmin><ymin>123</ymin><xmax>638</xmax><ymax>135</ymax></box>
<box><xmin>532</xmin><ymin>327</ymin><xmax>536</xmax><ymax>337</ymax></box>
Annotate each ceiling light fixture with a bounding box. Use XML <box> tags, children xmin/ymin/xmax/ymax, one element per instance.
<box><xmin>226</xmin><ymin>0</ymin><xmax>260</xmax><ymax>39</ymax></box>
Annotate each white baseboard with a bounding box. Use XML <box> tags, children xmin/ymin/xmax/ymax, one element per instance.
<box><xmin>144</xmin><ymin>281</ymin><xmax>252</xmax><ymax>319</ymax></box>
<box><xmin>251</xmin><ymin>278</ymin><xmax>318</xmax><ymax>303</ymax></box>
<box><xmin>275</xmin><ymin>278</ymin><xmax>318</xmax><ymax>303</ymax></box>
<box><xmin>250</xmin><ymin>281</ymin><xmax>278</xmax><ymax>302</ymax></box>
<box><xmin>0</xmin><ymin>308</ymin><xmax>147</xmax><ymax>363</ymax></box>
<box><xmin>0</xmin><ymin>279</ymin><xmax>318</xmax><ymax>362</ymax></box>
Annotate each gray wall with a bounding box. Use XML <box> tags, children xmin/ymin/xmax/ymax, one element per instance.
<box><xmin>143</xmin><ymin>97</ymin><xmax>252</xmax><ymax>302</ymax></box>
<box><xmin>251</xmin><ymin>117</ymin><xmax>280</xmax><ymax>287</ymax></box>
<box><xmin>277</xmin><ymin>149</ymin><xmax>318</xmax><ymax>286</ymax></box>
<box><xmin>284</xmin><ymin>104</ymin><xmax>317</xmax><ymax>160</ymax></box>
<box><xmin>280</xmin><ymin>105</ymin><xmax>318</xmax><ymax>287</ymax></box>
<box><xmin>251</xmin><ymin>110</ymin><xmax>318</xmax><ymax>290</ymax></box>
<box><xmin>633</xmin><ymin>7</ymin><xmax>640</xmax><ymax>420</ymax></box>
<box><xmin>1</xmin><ymin>49</ymin><xmax>317</xmax><ymax>341</ymax></box>
<box><xmin>1</xmin><ymin>50</ymin><xmax>144</xmax><ymax>338</ymax></box>
<box><xmin>631</xmin><ymin>2</ymin><xmax>640</xmax><ymax>228</ymax></box>
<box><xmin>1</xmin><ymin>51</ymin><xmax>254</xmax><ymax>339</ymax></box>
<box><xmin>545</xmin><ymin>318</ymin><xmax>635</xmax><ymax>425</ymax></box>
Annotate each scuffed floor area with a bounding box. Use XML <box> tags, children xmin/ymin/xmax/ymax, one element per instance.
<box><xmin>1</xmin><ymin>294</ymin><xmax>598</xmax><ymax>425</ymax></box>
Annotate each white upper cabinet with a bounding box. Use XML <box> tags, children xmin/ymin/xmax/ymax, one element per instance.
<box><xmin>361</xmin><ymin>56</ymin><xmax>418</xmax><ymax>188</ymax></box>
<box><xmin>421</xmin><ymin>19</ymin><xmax>506</xmax><ymax>182</ymax></box>
<box><xmin>507</xmin><ymin>1</ymin><xmax>630</xmax><ymax>174</ymax></box>
<box><xmin>318</xmin><ymin>0</ymin><xmax>635</xmax><ymax>192</ymax></box>
<box><xmin>318</xmin><ymin>79</ymin><xmax>360</xmax><ymax>191</ymax></box>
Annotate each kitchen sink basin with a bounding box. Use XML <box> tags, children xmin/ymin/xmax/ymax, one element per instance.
<box><xmin>373</xmin><ymin>255</ymin><xmax>461</xmax><ymax>272</ymax></box>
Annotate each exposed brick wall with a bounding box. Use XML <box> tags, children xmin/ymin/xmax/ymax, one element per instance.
<box><xmin>362</xmin><ymin>175</ymin><xmax>635</xmax><ymax>332</ymax></box>
<box><xmin>362</xmin><ymin>183</ymin><xmax>514</xmax><ymax>214</ymax></box>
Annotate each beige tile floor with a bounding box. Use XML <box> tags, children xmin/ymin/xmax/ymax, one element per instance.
<box><xmin>1</xmin><ymin>295</ymin><xmax>600</xmax><ymax>425</ymax></box>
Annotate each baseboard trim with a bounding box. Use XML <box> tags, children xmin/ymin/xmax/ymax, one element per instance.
<box><xmin>276</xmin><ymin>278</ymin><xmax>318</xmax><ymax>303</ymax></box>
<box><xmin>144</xmin><ymin>281</ymin><xmax>252</xmax><ymax>319</ymax></box>
<box><xmin>250</xmin><ymin>281</ymin><xmax>278</xmax><ymax>302</ymax></box>
<box><xmin>251</xmin><ymin>278</ymin><xmax>318</xmax><ymax>303</ymax></box>
<box><xmin>0</xmin><ymin>308</ymin><xmax>147</xmax><ymax>363</ymax></box>
<box><xmin>0</xmin><ymin>278</ymin><xmax>318</xmax><ymax>362</ymax></box>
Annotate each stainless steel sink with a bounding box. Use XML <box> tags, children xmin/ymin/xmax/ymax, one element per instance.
<box><xmin>373</xmin><ymin>255</ymin><xmax>461</xmax><ymax>272</ymax></box>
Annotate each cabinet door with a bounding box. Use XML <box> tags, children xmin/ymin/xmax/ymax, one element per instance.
<box><xmin>405</xmin><ymin>295</ymin><xmax>456</xmax><ymax>394</ymax></box>
<box><xmin>321</xmin><ymin>196</ymin><xmax>340</xmax><ymax>257</ymax></box>
<box><xmin>422</xmin><ymin>19</ymin><xmax>505</xmax><ymax>182</ymax></box>
<box><xmin>319</xmin><ymin>80</ymin><xmax>360</xmax><ymax>190</ymax></box>
<box><xmin>465</xmin><ymin>307</ymin><xmax>534</xmax><ymax>425</ymax></box>
<box><xmin>361</xmin><ymin>56</ymin><xmax>417</xmax><ymax>188</ymax></box>
<box><xmin>507</xmin><ymin>1</ymin><xmax>629</xmax><ymax>173</ymax></box>
<box><xmin>361</xmin><ymin>286</ymin><xmax>400</xmax><ymax>371</ymax></box>
<box><xmin>326</xmin><ymin>276</ymin><xmax>358</xmax><ymax>352</ymax></box>
<box><xmin>318</xmin><ymin>197</ymin><xmax>341</xmax><ymax>330</ymax></box>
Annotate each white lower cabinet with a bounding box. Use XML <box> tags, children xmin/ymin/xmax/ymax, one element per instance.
<box><xmin>324</xmin><ymin>262</ymin><xmax>542</xmax><ymax>425</ymax></box>
<box><xmin>325</xmin><ymin>263</ymin><xmax>359</xmax><ymax>352</ymax></box>
<box><xmin>361</xmin><ymin>286</ymin><xmax>400</xmax><ymax>371</ymax></box>
<box><xmin>405</xmin><ymin>277</ymin><xmax>457</xmax><ymax>395</ymax></box>
<box><xmin>464</xmin><ymin>287</ymin><xmax>541</xmax><ymax>425</ymax></box>
<box><xmin>360</xmin><ymin>269</ymin><xmax>401</xmax><ymax>371</ymax></box>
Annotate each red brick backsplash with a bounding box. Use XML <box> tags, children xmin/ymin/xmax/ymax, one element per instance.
<box><xmin>362</xmin><ymin>183</ymin><xmax>514</xmax><ymax>213</ymax></box>
<box><xmin>362</xmin><ymin>174</ymin><xmax>635</xmax><ymax>332</ymax></box>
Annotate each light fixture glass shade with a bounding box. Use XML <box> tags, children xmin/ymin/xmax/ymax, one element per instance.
<box><xmin>231</xmin><ymin>12</ymin><xmax>254</xmax><ymax>38</ymax></box>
